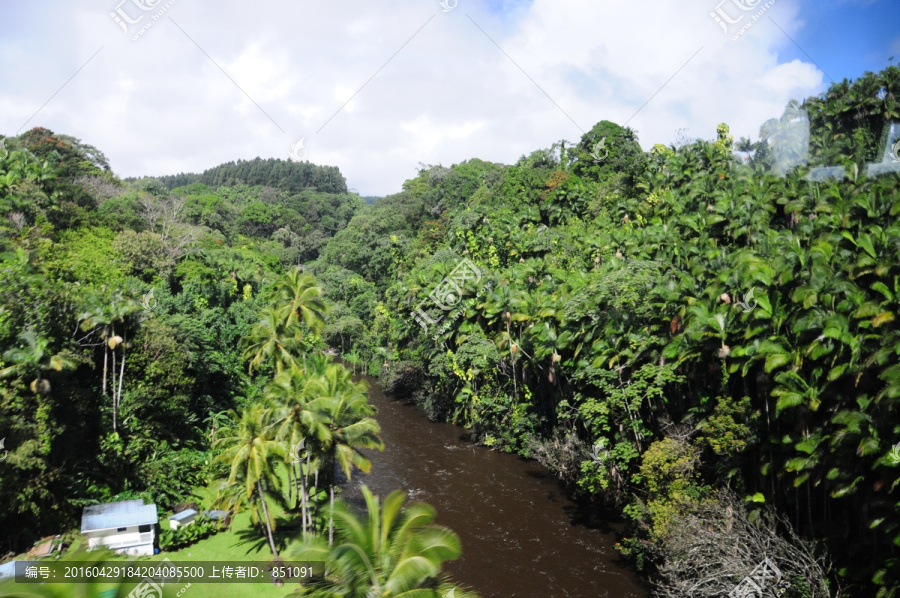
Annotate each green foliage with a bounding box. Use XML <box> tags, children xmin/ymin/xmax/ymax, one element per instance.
<box><xmin>697</xmin><ymin>395</ymin><xmax>758</xmax><ymax>457</ymax></box>
<box><xmin>302</xmin><ymin>64</ymin><xmax>900</xmax><ymax>597</ymax></box>
<box><xmin>289</xmin><ymin>485</ymin><xmax>476</xmax><ymax>597</ymax></box>
<box><xmin>158</xmin><ymin>515</ymin><xmax>224</xmax><ymax>551</ymax></box>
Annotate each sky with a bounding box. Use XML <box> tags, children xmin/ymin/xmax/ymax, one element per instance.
<box><xmin>0</xmin><ymin>0</ymin><xmax>896</xmax><ymax>197</ymax></box>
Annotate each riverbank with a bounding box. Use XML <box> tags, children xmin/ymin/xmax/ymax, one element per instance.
<box><xmin>341</xmin><ymin>365</ymin><xmax>649</xmax><ymax>598</ymax></box>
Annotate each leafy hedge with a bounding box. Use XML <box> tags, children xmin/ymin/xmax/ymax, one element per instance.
<box><xmin>158</xmin><ymin>516</ymin><xmax>225</xmax><ymax>552</ymax></box>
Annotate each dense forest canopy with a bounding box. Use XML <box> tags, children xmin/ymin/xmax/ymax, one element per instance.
<box><xmin>1</xmin><ymin>65</ymin><xmax>900</xmax><ymax>597</ymax></box>
<box><xmin>137</xmin><ymin>156</ymin><xmax>348</xmax><ymax>195</ymax></box>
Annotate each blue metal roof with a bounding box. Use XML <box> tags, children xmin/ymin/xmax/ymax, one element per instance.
<box><xmin>81</xmin><ymin>499</ymin><xmax>158</xmax><ymax>532</ymax></box>
<box><xmin>203</xmin><ymin>510</ymin><xmax>229</xmax><ymax>520</ymax></box>
<box><xmin>168</xmin><ymin>509</ymin><xmax>198</xmax><ymax>522</ymax></box>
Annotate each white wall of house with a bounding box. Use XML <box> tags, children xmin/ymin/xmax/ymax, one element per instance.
<box><xmin>169</xmin><ymin>514</ymin><xmax>196</xmax><ymax>530</ymax></box>
<box><xmin>85</xmin><ymin>525</ymin><xmax>154</xmax><ymax>556</ymax></box>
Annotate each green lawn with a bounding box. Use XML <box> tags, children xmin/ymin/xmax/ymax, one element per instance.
<box><xmin>3</xmin><ymin>477</ymin><xmax>315</xmax><ymax>598</ymax></box>
<box><xmin>143</xmin><ymin>479</ymin><xmax>310</xmax><ymax>598</ymax></box>
<box><xmin>145</xmin><ymin>509</ymin><xmax>307</xmax><ymax>598</ymax></box>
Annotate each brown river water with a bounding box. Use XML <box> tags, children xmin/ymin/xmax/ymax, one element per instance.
<box><xmin>340</xmin><ymin>368</ymin><xmax>649</xmax><ymax>598</ymax></box>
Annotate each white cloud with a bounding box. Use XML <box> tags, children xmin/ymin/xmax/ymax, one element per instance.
<box><xmin>0</xmin><ymin>0</ymin><xmax>834</xmax><ymax>195</ymax></box>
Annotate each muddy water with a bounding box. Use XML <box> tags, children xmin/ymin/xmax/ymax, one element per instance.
<box><xmin>341</xmin><ymin>369</ymin><xmax>649</xmax><ymax>598</ymax></box>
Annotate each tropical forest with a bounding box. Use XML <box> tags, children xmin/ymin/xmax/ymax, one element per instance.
<box><xmin>0</xmin><ymin>62</ymin><xmax>900</xmax><ymax>598</ymax></box>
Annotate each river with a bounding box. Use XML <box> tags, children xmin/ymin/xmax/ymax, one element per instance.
<box><xmin>341</xmin><ymin>368</ymin><xmax>649</xmax><ymax>598</ymax></box>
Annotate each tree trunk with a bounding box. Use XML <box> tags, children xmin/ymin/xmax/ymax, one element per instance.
<box><xmin>329</xmin><ymin>484</ymin><xmax>335</xmax><ymax>547</ymax></box>
<box><xmin>329</xmin><ymin>452</ymin><xmax>336</xmax><ymax>547</ymax></box>
<box><xmin>313</xmin><ymin>466</ymin><xmax>319</xmax><ymax>532</ymax></box>
<box><xmin>115</xmin><ymin>343</ymin><xmax>126</xmax><ymax>429</ymax></box>
<box><xmin>306</xmin><ymin>452</ymin><xmax>314</xmax><ymax>533</ymax></box>
<box><xmin>287</xmin><ymin>462</ymin><xmax>295</xmax><ymax>506</ymax></box>
<box><xmin>257</xmin><ymin>481</ymin><xmax>279</xmax><ymax>558</ymax></box>
<box><xmin>102</xmin><ymin>346</ymin><xmax>108</xmax><ymax>398</ymax></box>
<box><xmin>111</xmin><ymin>349</ymin><xmax>118</xmax><ymax>433</ymax></box>
<box><xmin>298</xmin><ymin>460</ymin><xmax>308</xmax><ymax>539</ymax></box>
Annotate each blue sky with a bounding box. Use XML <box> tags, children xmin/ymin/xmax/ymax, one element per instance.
<box><xmin>0</xmin><ymin>0</ymin><xmax>896</xmax><ymax>195</ymax></box>
<box><xmin>773</xmin><ymin>0</ymin><xmax>898</xmax><ymax>83</ymax></box>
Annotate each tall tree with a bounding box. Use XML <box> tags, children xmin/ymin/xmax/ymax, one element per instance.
<box><xmin>265</xmin><ymin>363</ymin><xmax>329</xmax><ymax>539</ymax></box>
<box><xmin>212</xmin><ymin>405</ymin><xmax>284</xmax><ymax>557</ymax></box>
<box><xmin>290</xmin><ymin>485</ymin><xmax>477</xmax><ymax>598</ymax></box>
<box><xmin>306</xmin><ymin>364</ymin><xmax>383</xmax><ymax>546</ymax></box>
<box><xmin>78</xmin><ymin>292</ymin><xmax>141</xmax><ymax>432</ymax></box>
<box><xmin>241</xmin><ymin>306</ymin><xmax>306</xmax><ymax>375</ymax></box>
<box><xmin>269</xmin><ymin>268</ymin><xmax>328</xmax><ymax>331</ymax></box>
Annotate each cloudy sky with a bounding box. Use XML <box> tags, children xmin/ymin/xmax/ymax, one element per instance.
<box><xmin>0</xmin><ymin>0</ymin><xmax>896</xmax><ymax>196</ymax></box>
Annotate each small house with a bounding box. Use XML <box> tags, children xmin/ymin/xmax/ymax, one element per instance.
<box><xmin>203</xmin><ymin>509</ymin><xmax>231</xmax><ymax>527</ymax></box>
<box><xmin>81</xmin><ymin>499</ymin><xmax>158</xmax><ymax>557</ymax></box>
<box><xmin>0</xmin><ymin>561</ymin><xmax>16</xmax><ymax>581</ymax></box>
<box><xmin>168</xmin><ymin>509</ymin><xmax>197</xmax><ymax>530</ymax></box>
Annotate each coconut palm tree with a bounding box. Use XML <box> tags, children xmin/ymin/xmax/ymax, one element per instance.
<box><xmin>211</xmin><ymin>405</ymin><xmax>284</xmax><ymax>557</ymax></box>
<box><xmin>265</xmin><ymin>363</ymin><xmax>330</xmax><ymax>539</ymax></box>
<box><xmin>270</xmin><ymin>267</ymin><xmax>328</xmax><ymax>331</ymax></box>
<box><xmin>289</xmin><ymin>485</ymin><xmax>478</xmax><ymax>598</ymax></box>
<box><xmin>242</xmin><ymin>305</ymin><xmax>307</xmax><ymax>375</ymax></box>
<box><xmin>307</xmin><ymin>365</ymin><xmax>383</xmax><ymax>546</ymax></box>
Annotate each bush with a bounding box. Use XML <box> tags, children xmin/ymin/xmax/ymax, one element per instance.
<box><xmin>379</xmin><ymin>361</ymin><xmax>425</xmax><ymax>399</ymax></box>
<box><xmin>158</xmin><ymin>516</ymin><xmax>224</xmax><ymax>552</ymax></box>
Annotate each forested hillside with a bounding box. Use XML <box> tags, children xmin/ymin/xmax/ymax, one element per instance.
<box><xmin>1</xmin><ymin>65</ymin><xmax>899</xmax><ymax>597</ymax></box>
<box><xmin>143</xmin><ymin>157</ymin><xmax>348</xmax><ymax>196</ymax></box>
<box><xmin>310</xmin><ymin>66</ymin><xmax>900</xmax><ymax>597</ymax></box>
<box><xmin>0</xmin><ymin>132</ymin><xmax>366</xmax><ymax>551</ymax></box>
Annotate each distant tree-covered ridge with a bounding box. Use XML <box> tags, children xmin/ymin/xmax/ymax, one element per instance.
<box><xmin>139</xmin><ymin>156</ymin><xmax>347</xmax><ymax>195</ymax></box>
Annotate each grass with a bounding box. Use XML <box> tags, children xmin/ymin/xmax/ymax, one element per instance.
<box><xmin>4</xmin><ymin>474</ymin><xmax>320</xmax><ymax>598</ymax></box>
<box><xmin>145</xmin><ymin>509</ymin><xmax>307</xmax><ymax>598</ymax></box>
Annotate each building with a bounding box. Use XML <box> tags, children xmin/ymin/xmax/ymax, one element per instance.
<box><xmin>0</xmin><ymin>561</ymin><xmax>16</xmax><ymax>581</ymax></box>
<box><xmin>81</xmin><ymin>499</ymin><xmax>158</xmax><ymax>556</ymax></box>
<box><xmin>203</xmin><ymin>509</ymin><xmax>232</xmax><ymax>528</ymax></box>
<box><xmin>167</xmin><ymin>509</ymin><xmax>197</xmax><ymax>530</ymax></box>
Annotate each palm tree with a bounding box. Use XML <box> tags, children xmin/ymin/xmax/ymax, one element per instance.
<box><xmin>289</xmin><ymin>485</ymin><xmax>477</xmax><ymax>598</ymax></box>
<box><xmin>307</xmin><ymin>365</ymin><xmax>384</xmax><ymax>546</ymax></box>
<box><xmin>270</xmin><ymin>267</ymin><xmax>328</xmax><ymax>331</ymax></box>
<box><xmin>78</xmin><ymin>292</ymin><xmax>141</xmax><ymax>432</ymax></box>
<box><xmin>211</xmin><ymin>405</ymin><xmax>284</xmax><ymax>557</ymax></box>
<box><xmin>265</xmin><ymin>364</ymin><xmax>330</xmax><ymax>539</ymax></box>
<box><xmin>241</xmin><ymin>306</ymin><xmax>307</xmax><ymax>375</ymax></box>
